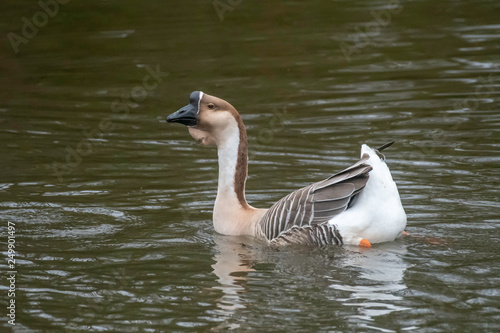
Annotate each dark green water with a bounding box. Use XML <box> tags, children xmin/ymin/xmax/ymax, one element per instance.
<box><xmin>1</xmin><ymin>0</ymin><xmax>499</xmax><ymax>332</ymax></box>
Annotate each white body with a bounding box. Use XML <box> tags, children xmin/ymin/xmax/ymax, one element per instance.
<box><xmin>329</xmin><ymin>145</ymin><xmax>407</xmax><ymax>245</ymax></box>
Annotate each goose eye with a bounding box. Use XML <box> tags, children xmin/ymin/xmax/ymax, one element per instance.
<box><xmin>207</xmin><ymin>103</ymin><xmax>216</xmax><ymax>109</ymax></box>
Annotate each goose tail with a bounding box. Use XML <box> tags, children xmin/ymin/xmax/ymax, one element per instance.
<box><xmin>376</xmin><ymin>141</ymin><xmax>395</xmax><ymax>152</ymax></box>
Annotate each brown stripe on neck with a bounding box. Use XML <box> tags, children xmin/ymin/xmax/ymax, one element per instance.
<box><xmin>234</xmin><ymin>115</ymin><xmax>250</xmax><ymax>209</ymax></box>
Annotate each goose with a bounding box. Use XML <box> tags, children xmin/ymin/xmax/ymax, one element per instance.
<box><xmin>166</xmin><ymin>91</ymin><xmax>407</xmax><ymax>248</ymax></box>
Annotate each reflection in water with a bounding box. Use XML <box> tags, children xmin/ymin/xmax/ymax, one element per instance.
<box><xmin>330</xmin><ymin>243</ymin><xmax>410</xmax><ymax>324</ymax></box>
<box><xmin>211</xmin><ymin>234</ymin><xmax>257</xmax><ymax>328</ymax></box>
<box><xmin>211</xmin><ymin>232</ymin><xmax>411</xmax><ymax>329</ymax></box>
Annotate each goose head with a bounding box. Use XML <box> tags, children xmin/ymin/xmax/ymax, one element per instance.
<box><xmin>167</xmin><ymin>91</ymin><xmax>242</xmax><ymax>147</ymax></box>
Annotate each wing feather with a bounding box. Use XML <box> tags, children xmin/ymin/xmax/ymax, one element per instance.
<box><xmin>269</xmin><ymin>224</ymin><xmax>343</xmax><ymax>248</ymax></box>
<box><xmin>258</xmin><ymin>155</ymin><xmax>373</xmax><ymax>243</ymax></box>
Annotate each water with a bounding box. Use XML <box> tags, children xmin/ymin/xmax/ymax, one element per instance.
<box><xmin>1</xmin><ymin>0</ymin><xmax>499</xmax><ymax>331</ymax></box>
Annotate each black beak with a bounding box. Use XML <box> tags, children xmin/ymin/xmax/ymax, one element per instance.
<box><xmin>166</xmin><ymin>91</ymin><xmax>201</xmax><ymax>127</ymax></box>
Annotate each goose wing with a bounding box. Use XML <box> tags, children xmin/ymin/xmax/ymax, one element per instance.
<box><xmin>258</xmin><ymin>153</ymin><xmax>372</xmax><ymax>245</ymax></box>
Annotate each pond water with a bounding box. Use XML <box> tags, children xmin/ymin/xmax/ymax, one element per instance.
<box><xmin>1</xmin><ymin>0</ymin><xmax>499</xmax><ymax>332</ymax></box>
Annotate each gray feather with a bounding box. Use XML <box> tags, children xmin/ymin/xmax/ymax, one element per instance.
<box><xmin>258</xmin><ymin>154</ymin><xmax>373</xmax><ymax>245</ymax></box>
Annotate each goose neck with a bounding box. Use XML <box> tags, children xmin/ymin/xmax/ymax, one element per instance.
<box><xmin>215</xmin><ymin>118</ymin><xmax>249</xmax><ymax>209</ymax></box>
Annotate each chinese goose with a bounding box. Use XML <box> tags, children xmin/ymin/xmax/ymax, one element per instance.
<box><xmin>166</xmin><ymin>91</ymin><xmax>407</xmax><ymax>248</ymax></box>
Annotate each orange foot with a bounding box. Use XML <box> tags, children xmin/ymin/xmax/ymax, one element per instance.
<box><xmin>359</xmin><ymin>239</ymin><xmax>372</xmax><ymax>248</ymax></box>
